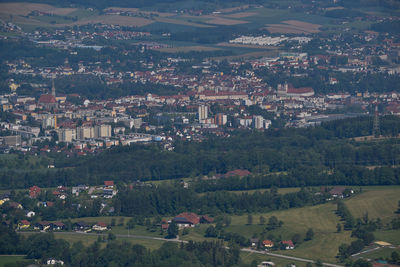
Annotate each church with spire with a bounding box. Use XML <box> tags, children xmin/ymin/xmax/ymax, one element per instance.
<box><xmin>38</xmin><ymin>79</ymin><xmax>58</xmax><ymax>110</ymax></box>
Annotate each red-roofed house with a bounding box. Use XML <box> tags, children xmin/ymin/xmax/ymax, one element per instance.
<box><xmin>263</xmin><ymin>240</ymin><xmax>274</xmax><ymax>248</ymax></box>
<box><xmin>18</xmin><ymin>219</ymin><xmax>30</xmax><ymax>229</ymax></box>
<box><xmin>104</xmin><ymin>181</ymin><xmax>114</xmax><ymax>187</ymax></box>
<box><xmin>92</xmin><ymin>222</ymin><xmax>108</xmax><ymax>231</ymax></box>
<box><xmin>173</xmin><ymin>212</ymin><xmax>200</xmax><ymax>228</ymax></box>
<box><xmin>29</xmin><ymin>186</ymin><xmax>41</xmax><ymax>198</ymax></box>
<box><xmin>281</xmin><ymin>240</ymin><xmax>295</xmax><ymax>249</ymax></box>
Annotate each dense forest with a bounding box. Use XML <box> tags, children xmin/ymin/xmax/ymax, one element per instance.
<box><xmin>1</xmin><ymin>116</ymin><xmax>400</xmax><ymax>189</ymax></box>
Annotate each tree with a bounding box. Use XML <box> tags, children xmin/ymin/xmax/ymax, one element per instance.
<box><xmin>247</xmin><ymin>214</ymin><xmax>253</xmax><ymax>225</ymax></box>
<box><xmin>107</xmin><ymin>232</ymin><xmax>116</xmax><ymax>241</ymax></box>
<box><xmin>305</xmin><ymin>228</ymin><xmax>314</xmax><ymax>241</ymax></box>
<box><xmin>205</xmin><ymin>226</ymin><xmax>218</xmax><ymax>237</ymax></box>
<box><xmin>292</xmin><ymin>233</ymin><xmax>302</xmax><ymax>245</ymax></box>
<box><xmin>259</xmin><ymin>216</ymin><xmax>266</xmax><ymax>225</ymax></box>
<box><xmin>166</xmin><ymin>221</ymin><xmax>178</xmax><ymax>239</ymax></box>
<box><xmin>337</xmin><ymin>223</ymin><xmax>342</xmax><ymax>233</ymax></box>
<box><xmin>391</xmin><ymin>251</ymin><xmax>400</xmax><ymax>264</ymax></box>
<box><xmin>314</xmin><ymin>259</ymin><xmax>323</xmax><ymax>267</ymax></box>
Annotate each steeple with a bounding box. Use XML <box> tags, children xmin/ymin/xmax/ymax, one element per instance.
<box><xmin>51</xmin><ymin>79</ymin><xmax>56</xmax><ymax>97</ymax></box>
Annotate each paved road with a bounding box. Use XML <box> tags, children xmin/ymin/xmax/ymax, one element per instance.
<box><xmin>19</xmin><ymin>230</ymin><xmax>187</xmax><ymax>243</ymax></box>
<box><xmin>19</xmin><ymin>231</ymin><xmax>343</xmax><ymax>266</ymax></box>
<box><xmin>241</xmin><ymin>248</ymin><xmax>344</xmax><ymax>267</ymax></box>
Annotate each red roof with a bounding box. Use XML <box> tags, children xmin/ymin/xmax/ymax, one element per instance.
<box><xmin>96</xmin><ymin>222</ymin><xmax>107</xmax><ymax>227</ymax></box>
<box><xmin>287</xmin><ymin>87</ymin><xmax>314</xmax><ymax>94</ymax></box>
<box><xmin>38</xmin><ymin>94</ymin><xmax>56</xmax><ymax>104</ymax></box>
<box><xmin>104</xmin><ymin>180</ymin><xmax>114</xmax><ymax>186</ymax></box>
<box><xmin>20</xmin><ymin>219</ymin><xmax>30</xmax><ymax>225</ymax></box>
<box><xmin>174</xmin><ymin>212</ymin><xmax>200</xmax><ymax>225</ymax></box>
<box><xmin>281</xmin><ymin>240</ymin><xmax>294</xmax><ymax>247</ymax></box>
<box><xmin>29</xmin><ymin>186</ymin><xmax>41</xmax><ymax>198</ymax></box>
<box><xmin>263</xmin><ymin>240</ymin><xmax>274</xmax><ymax>246</ymax></box>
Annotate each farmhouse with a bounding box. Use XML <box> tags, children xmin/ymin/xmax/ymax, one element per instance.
<box><xmin>281</xmin><ymin>240</ymin><xmax>295</xmax><ymax>249</ymax></box>
<box><xmin>92</xmin><ymin>222</ymin><xmax>108</xmax><ymax>231</ymax></box>
<box><xmin>172</xmin><ymin>212</ymin><xmax>200</xmax><ymax>228</ymax></box>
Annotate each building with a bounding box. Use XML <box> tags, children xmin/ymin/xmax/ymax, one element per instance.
<box><xmin>57</xmin><ymin>128</ymin><xmax>76</xmax><ymax>142</ymax></box>
<box><xmin>2</xmin><ymin>135</ymin><xmax>21</xmax><ymax>147</ymax></box>
<box><xmin>94</xmin><ymin>124</ymin><xmax>112</xmax><ymax>138</ymax></box>
<box><xmin>198</xmin><ymin>105</ymin><xmax>208</xmax><ymax>121</ymax></box>
<box><xmin>214</xmin><ymin>113</ymin><xmax>228</xmax><ymax>126</ymax></box>
<box><xmin>172</xmin><ymin>212</ymin><xmax>200</xmax><ymax>229</ymax></box>
<box><xmin>38</xmin><ymin>94</ymin><xmax>57</xmax><ymax>110</ymax></box>
<box><xmin>76</xmin><ymin>126</ymin><xmax>94</xmax><ymax>140</ymax></box>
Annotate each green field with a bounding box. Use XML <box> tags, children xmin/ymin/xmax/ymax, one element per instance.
<box><xmin>0</xmin><ymin>255</ymin><xmax>29</xmax><ymax>267</ymax></box>
<box><xmin>346</xmin><ymin>186</ymin><xmax>400</xmax><ymax>223</ymax></box>
<box><xmin>358</xmin><ymin>246</ymin><xmax>400</xmax><ymax>261</ymax></box>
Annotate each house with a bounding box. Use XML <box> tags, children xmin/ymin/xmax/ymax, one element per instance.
<box><xmin>26</xmin><ymin>211</ymin><xmax>36</xmax><ymax>218</ymax></box>
<box><xmin>50</xmin><ymin>221</ymin><xmax>65</xmax><ymax>231</ymax></box>
<box><xmin>0</xmin><ymin>192</ymin><xmax>10</xmax><ymax>202</ymax></box>
<box><xmin>161</xmin><ymin>223</ymin><xmax>169</xmax><ymax>231</ymax></box>
<box><xmin>250</xmin><ymin>238</ymin><xmax>259</xmax><ymax>247</ymax></box>
<box><xmin>73</xmin><ymin>221</ymin><xmax>90</xmax><ymax>231</ymax></box>
<box><xmin>29</xmin><ymin>186</ymin><xmax>41</xmax><ymax>198</ymax></box>
<box><xmin>9</xmin><ymin>201</ymin><xmax>23</xmax><ymax>209</ymax></box>
<box><xmin>263</xmin><ymin>240</ymin><xmax>274</xmax><ymax>248</ymax></box>
<box><xmin>258</xmin><ymin>261</ymin><xmax>275</xmax><ymax>267</ymax></box>
<box><xmin>92</xmin><ymin>222</ymin><xmax>108</xmax><ymax>231</ymax></box>
<box><xmin>104</xmin><ymin>180</ymin><xmax>114</xmax><ymax>188</ymax></box>
<box><xmin>18</xmin><ymin>219</ymin><xmax>30</xmax><ymax>229</ymax></box>
<box><xmin>172</xmin><ymin>212</ymin><xmax>200</xmax><ymax>228</ymax></box>
<box><xmin>35</xmin><ymin>221</ymin><xmax>50</xmax><ymax>231</ymax></box>
<box><xmin>46</xmin><ymin>259</ymin><xmax>64</xmax><ymax>265</ymax></box>
<box><xmin>281</xmin><ymin>240</ymin><xmax>295</xmax><ymax>249</ymax></box>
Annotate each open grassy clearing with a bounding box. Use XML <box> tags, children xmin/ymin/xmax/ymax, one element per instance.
<box><xmin>229</xmin><ymin>201</ymin><xmax>354</xmax><ymax>263</ymax></box>
<box><xmin>345</xmin><ymin>186</ymin><xmax>400</xmax><ymax>223</ymax></box>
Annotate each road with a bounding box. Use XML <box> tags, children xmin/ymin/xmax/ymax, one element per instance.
<box><xmin>19</xmin><ymin>231</ymin><xmax>343</xmax><ymax>266</ymax></box>
<box><xmin>19</xmin><ymin>230</ymin><xmax>187</xmax><ymax>244</ymax></box>
<box><xmin>241</xmin><ymin>248</ymin><xmax>344</xmax><ymax>267</ymax></box>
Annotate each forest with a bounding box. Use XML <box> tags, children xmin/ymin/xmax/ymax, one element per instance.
<box><xmin>1</xmin><ymin>116</ymin><xmax>400</xmax><ymax>189</ymax></box>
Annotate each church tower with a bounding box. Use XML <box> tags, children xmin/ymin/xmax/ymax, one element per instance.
<box><xmin>51</xmin><ymin>79</ymin><xmax>56</xmax><ymax>97</ymax></box>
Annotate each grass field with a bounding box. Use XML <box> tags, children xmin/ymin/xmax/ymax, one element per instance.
<box><xmin>374</xmin><ymin>230</ymin><xmax>400</xmax><ymax>246</ymax></box>
<box><xmin>359</xmin><ymin>246</ymin><xmax>400</xmax><ymax>261</ymax></box>
<box><xmin>345</xmin><ymin>186</ymin><xmax>400</xmax><ymax>223</ymax></box>
<box><xmin>0</xmin><ymin>255</ymin><xmax>28</xmax><ymax>267</ymax></box>
<box><xmin>228</xmin><ymin>202</ymin><xmax>355</xmax><ymax>263</ymax></box>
